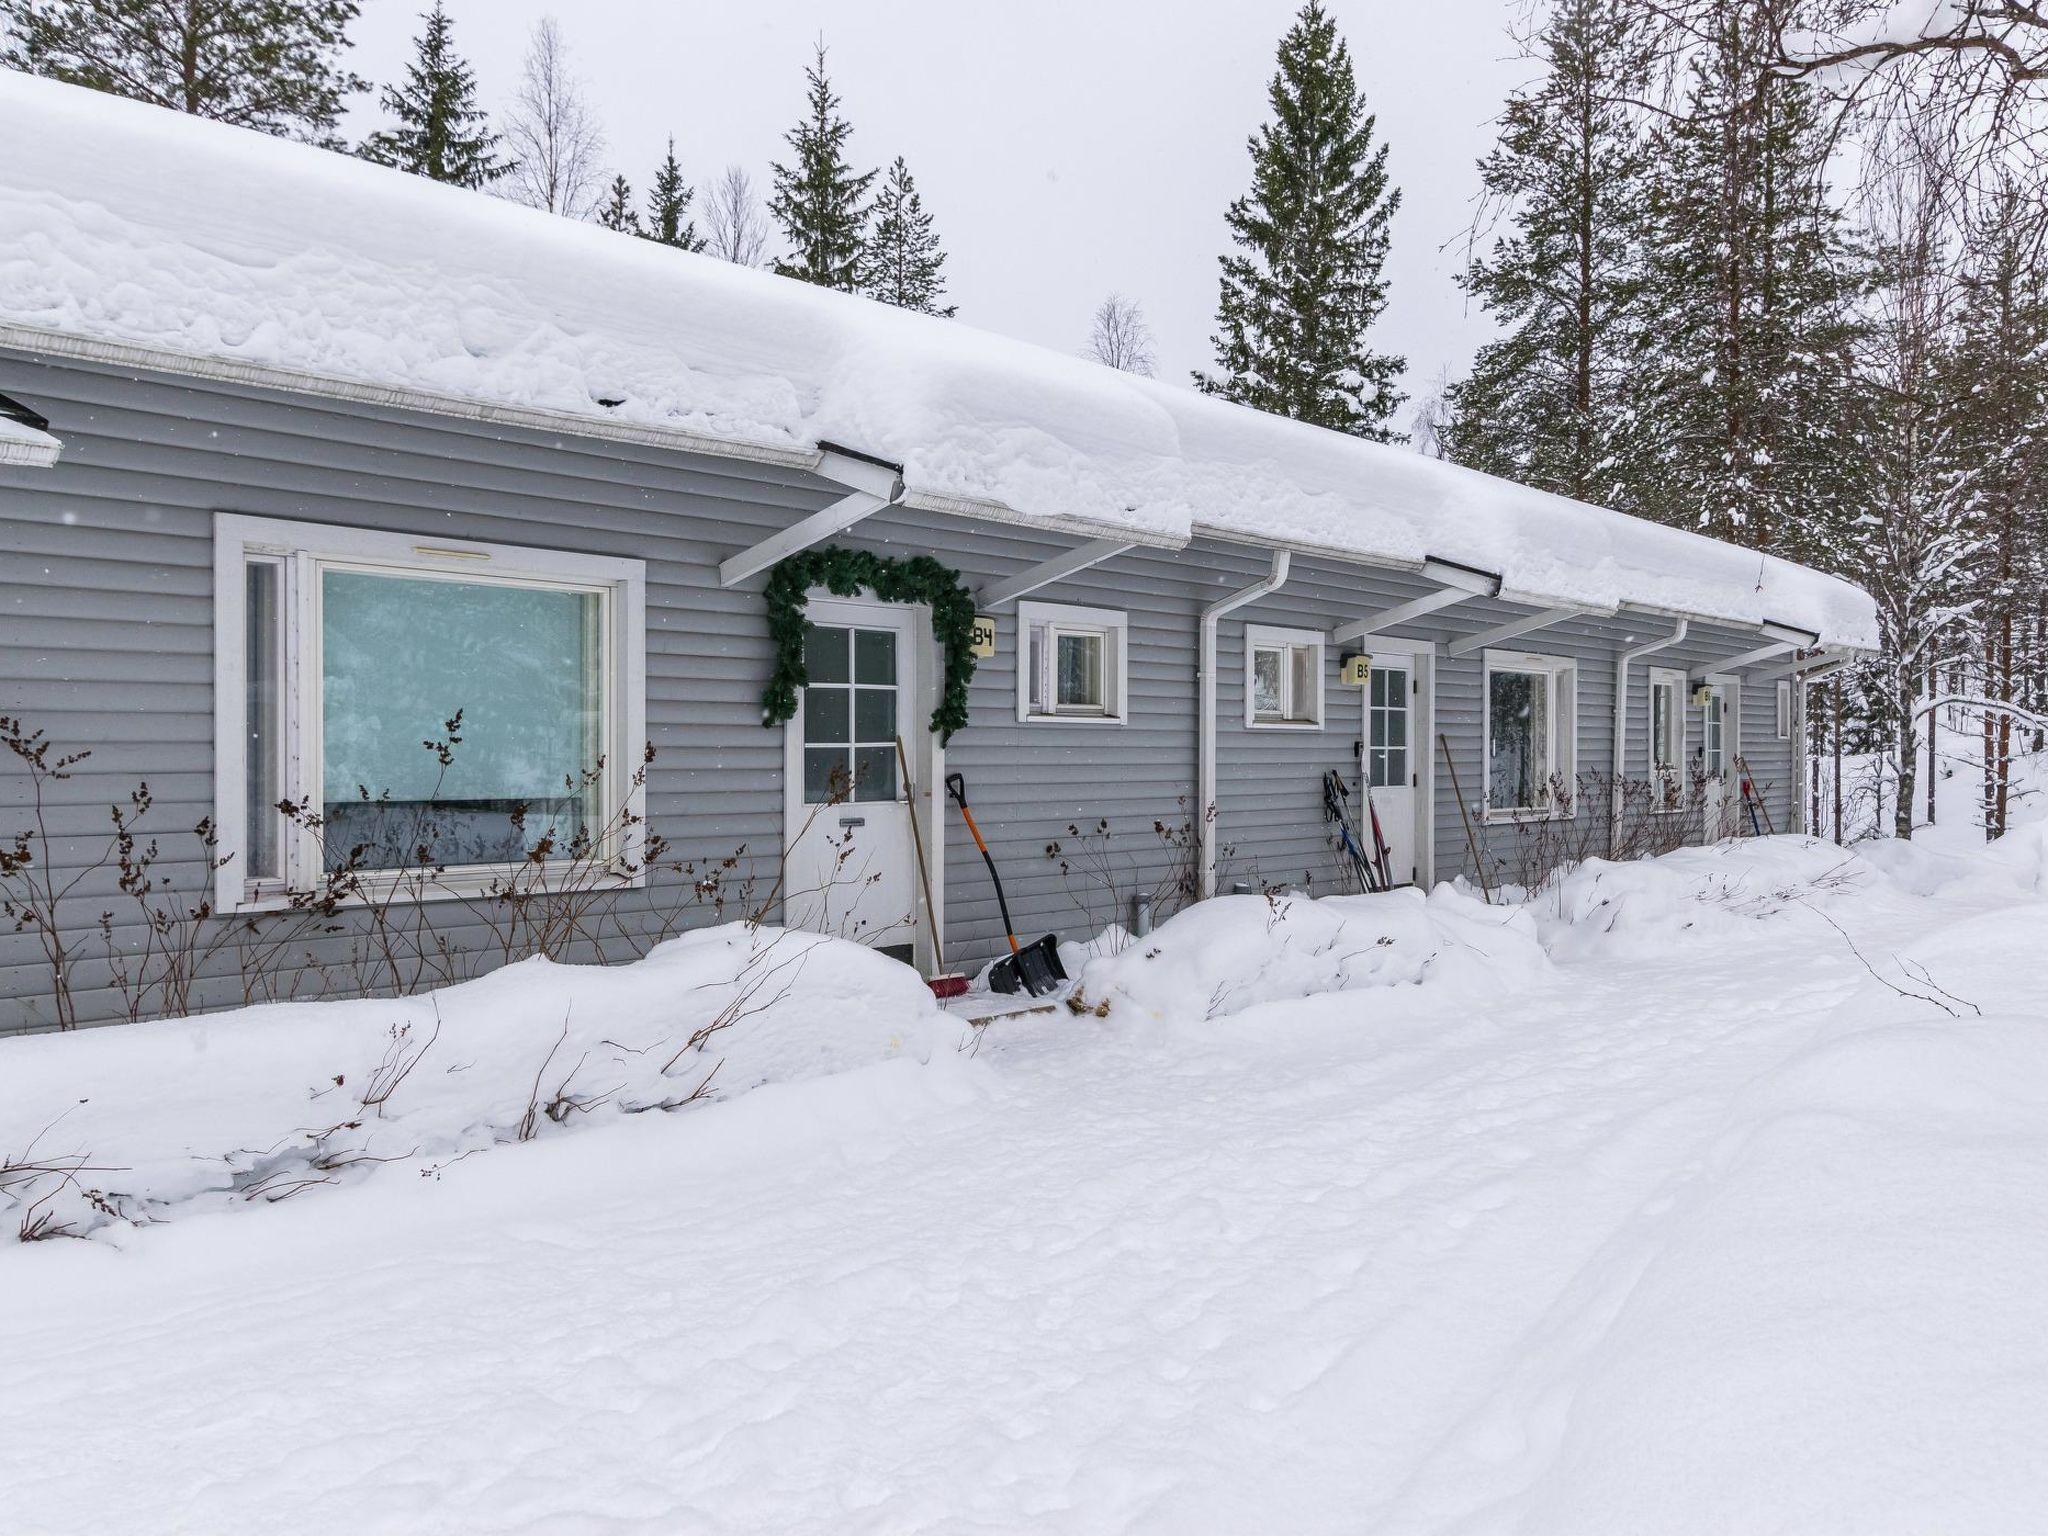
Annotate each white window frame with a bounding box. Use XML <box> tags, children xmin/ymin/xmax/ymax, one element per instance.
<box><xmin>1775</xmin><ymin>679</ymin><xmax>1792</xmax><ymax>740</ymax></box>
<box><xmin>1244</xmin><ymin>624</ymin><xmax>1325</xmax><ymax>730</ymax></box>
<box><xmin>1649</xmin><ymin>666</ymin><xmax>1687</xmax><ymax>812</ymax></box>
<box><xmin>212</xmin><ymin>513</ymin><xmax>648</xmax><ymax>911</ymax></box>
<box><xmin>1016</xmin><ymin>600</ymin><xmax>1128</xmax><ymax>725</ymax></box>
<box><xmin>1481</xmin><ymin>649</ymin><xmax>1578</xmax><ymax>823</ymax></box>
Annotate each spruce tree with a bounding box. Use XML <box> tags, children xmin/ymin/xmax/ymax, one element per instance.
<box><xmin>1642</xmin><ymin>9</ymin><xmax>1861</xmax><ymax>555</ymax></box>
<box><xmin>0</xmin><ymin>0</ymin><xmax>366</xmax><ymax>141</ymax></box>
<box><xmin>858</xmin><ymin>157</ymin><xmax>955</xmax><ymax>315</ymax></box>
<box><xmin>596</xmin><ymin>174</ymin><xmax>641</xmax><ymax>234</ymax></box>
<box><xmin>1196</xmin><ymin>0</ymin><xmax>1405</xmax><ymax>441</ymax></box>
<box><xmin>643</xmin><ymin>138</ymin><xmax>706</xmax><ymax>251</ymax></box>
<box><xmin>1442</xmin><ymin>0</ymin><xmax>1659</xmax><ymax>510</ymax></box>
<box><xmin>768</xmin><ymin>43</ymin><xmax>877</xmax><ymax>291</ymax></box>
<box><xmin>358</xmin><ymin>3</ymin><xmax>508</xmax><ymax>188</ymax></box>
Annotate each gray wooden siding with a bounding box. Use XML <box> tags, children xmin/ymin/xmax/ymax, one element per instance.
<box><xmin>0</xmin><ymin>352</ymin><xmax>1808</xmax><ymax>1029</ymax></box>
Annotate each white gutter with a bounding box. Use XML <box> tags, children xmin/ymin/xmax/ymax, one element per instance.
<box><xmin>1198</xmin><ymin>549</ymin><xmax>1291</xmax><ymax>899</ymax></box>
<box><xmin>1612</xmin><ymin>618</ymin><xmax>1688</xmax><ymax>842</ymax></box>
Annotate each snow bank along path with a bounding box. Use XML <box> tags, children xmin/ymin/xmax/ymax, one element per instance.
<box><xmin>5</xmin><ymin>832</ymin><xmax>2047</xmax><ymax>1534</ymax></box>
<box><xmin>0</xmin><ymin>72</ymin><xmax>1876</xmax><ymax>647</ymax></box>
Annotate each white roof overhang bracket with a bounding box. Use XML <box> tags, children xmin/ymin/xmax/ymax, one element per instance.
<box><xmin>1446</xmin><ymin>606</ymin><xmax>1587</xmax><ymax>659</ymax></box>
<box><xmin>975</xmin><ymin>538</ymin><xmax>1137</xmax><ymax>611</ymax></box>
<box><xmin>1754</xmin><ymin>645</ymin><xmax>1855</xmax><ymax>682</ymax></box>
<box><xmin>1693</xmin><ymin>624</ymin><xmax>1815</xmax><ymax>680</ymax></box>
<box><xmin>718</xmin><ymin>444</ymin><xmax>904</xmax><ymax>588</ymax></box>
<box><xmin>1697</xmin><ymin>638</ymin><xmax>1796</xmax><ymax>678</ymax></box>
<box><xmin>1330</xmin><ymin>557</ymin><xmax>1500</xmax><ymax>648</ymax></box>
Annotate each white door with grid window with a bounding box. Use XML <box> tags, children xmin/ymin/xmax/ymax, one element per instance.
<box><xmin>783</xmin><ymin>598</ymin><xmax>920</xmax><ymax>962</ymax></box>
<box><xmin>1362</xmin><ymin>651</ymin><xmax>1419</xmax><ymax>886</ymax></box>
<box><xmin>1700</xmin><ymin>676</ymin><xmax>1739</xmax><ymax>838</ymax></box>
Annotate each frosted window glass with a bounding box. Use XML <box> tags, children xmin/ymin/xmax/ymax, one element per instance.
<box><xmin>320</xmin><ymin>569</ymin><xmax>602</xmax><ymax>868</ymax></box>
<box><xmin>244</xmin><ymin>559</ymin><xmax>282</xmax><ymax>880</ymax></box>
<box><xmin>1251</xmin><ymin>647</ymin><xmax>1283</xmax><ymax>718</ymax></box>
<box><xmin>1056</xmin><ymin>632</ymin><xmax>1105</xmax><ymax>709</ymax></box>
<box><xmin>1488</xmin><ymin>669</ymin><xmax>1550</xmax><ymax>812</ymax></box>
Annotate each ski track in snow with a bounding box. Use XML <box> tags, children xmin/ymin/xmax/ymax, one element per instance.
<box><xmin>4</xmin><ymin>858</ymin><xmax>2046</xmax><ymax>1534</ymax></box>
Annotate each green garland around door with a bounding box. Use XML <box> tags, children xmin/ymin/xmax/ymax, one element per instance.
<box><xmin>760</xmin><ymin>546</ymin><xmax>978</xmax><ymax>743</ymax></box>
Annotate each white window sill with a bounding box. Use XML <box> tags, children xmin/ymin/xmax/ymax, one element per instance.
<box><xmin>1247</xmin><ymin>717</ymin><xmax>1324</xmax><ymax>732</ymax></box>
<box><xmin>1020</xmin><ymin>712</ymin><xmax>1126</xmax><ymax>727</ymax></box>
<box><xmin>1482</xmin><ymin>807</ymin><xmax>1575</xmax><ymax>826</ymax></box>
<box><xmin>234</xmin><ymin>864</ymin><xmax>647</xmax><ymax>913</ymax></box>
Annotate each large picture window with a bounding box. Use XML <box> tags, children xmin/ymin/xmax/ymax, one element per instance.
<box><xmin>1483</xmin><ymin>651</ymin><xmax>1576</xmax><ymax>821</ymax></box>
<box><xmin>214</xmin><ymin>514</ymin><xmax>646</xmax><ymax>907</ymax></box>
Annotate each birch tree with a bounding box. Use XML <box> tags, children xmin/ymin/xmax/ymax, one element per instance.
<box><xmin>503</xmin><ymin>16</ymin><xmax>604</xmax><ymax>219</ymax></box>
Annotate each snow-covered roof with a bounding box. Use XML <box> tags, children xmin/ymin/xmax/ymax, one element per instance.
<box><xmin>0</xmin><ymin>73</ymin><xmax>1880</xmax><ymax>649</ymax></box>
<box><xmin>0</xmin><ymin>411</ymin><xmax>61</xmax><ymax>467</ymax></box>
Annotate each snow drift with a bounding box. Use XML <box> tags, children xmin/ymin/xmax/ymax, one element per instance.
<box><xmin>1071</xmin><ymin>885</ymin><xmax>1547</xmax><ymax>1022</ymax></box>
<box><xmin>0</xmin><ymin>925</ymin><xmax>957</xmax><ymax>1240</ymax></box>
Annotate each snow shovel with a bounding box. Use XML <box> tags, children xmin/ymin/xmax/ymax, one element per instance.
<box><xmin>943</xmin><ymin>772</ymin><xmax>1067</xmax><ymax>997</ymax></box>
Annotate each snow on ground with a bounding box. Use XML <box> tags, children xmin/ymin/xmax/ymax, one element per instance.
<box><xmin>5</xmin><ymin>824</ymin><xmax>2048</xmax><ymax>1533</ymax></box>
<box><xmin>0</xmin><ymin>72</ymin><xmax>1876</xmax><ymax>645</ymax></box>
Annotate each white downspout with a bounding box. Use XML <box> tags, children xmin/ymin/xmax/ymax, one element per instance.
<box><xmin>1199</xmin><ymin>550</ymin><xmax>1291</xmax><ymax>899</ymax></box>
<box><xmin>1612</xmin><ymin>618</ymin><xmax>1688</xmax><ymax>845</ymax></box>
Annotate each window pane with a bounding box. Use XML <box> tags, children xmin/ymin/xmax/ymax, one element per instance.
<box><xmin>804</xmin><ymin>747</ymin><xmax>849</xmax><ymax>804</ymax></box>
<box><xmin>853</xmin><ymin>744</ymin><xmax>897</xmax><ymax>802</ymax></box>
<box><xmin>1251</xmin><ymin>647</ymin><xmax>1283</xmax><ymax>717</ymax></box>
<box><xmin>1652</xmin><ymin>687</ymin><xmax>1672</xmax><ymax>769</ymax></box>
<box><xmin>1289</xmin><ymin>645</ymin><xmax>1318</xmax><ymax>721</ymax></box>
<box><xmin>804</xmin><ymin>686</ymin><xmax>850</xmax><ymax>744</ymax></box>
<box><xmin>320</xmin><ymin>570</ymin><xmax>603</xmax><ymax>870</ymax></box>
<box><xmin>805</xmin><ymin>624</ymin><xmax>850</xmax><ymax>684</ymax></box>
<box><xmin>854</xmin><ymin>686</ymin><xmax>896</xmax><ymax>742</ymax></box>
<box><xmin>1487</xmin><ymin>668</ymin><xmax>1550</xmax><ymax>812</ymax></box>
<box><xmin>245</xmin><ymin>559</ymin><xmax>282</xmax><ymax>880</ymax></box>
<box><xmin>1056</xmin><ymin>632</ymin><xmax>1104</xmax><ymax>709</ymax></box>
<box><xmin>854</xmin><ymin>628</ymin><xmax>896</xmax><ymax>685</ymax></box>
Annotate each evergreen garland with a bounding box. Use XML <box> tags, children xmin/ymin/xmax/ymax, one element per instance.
<box><xmin>760</xmin><ymin>547</ymin><xmax>978</xmax><ymax>742</ymax></box>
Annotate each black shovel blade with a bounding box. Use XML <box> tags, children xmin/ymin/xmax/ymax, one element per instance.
<box><xmin>989</xmin><ymin>934</ymin><xmax>1067</xmax><ymax>997</ymax></box>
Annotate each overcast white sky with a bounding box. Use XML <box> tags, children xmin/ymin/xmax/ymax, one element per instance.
<box><xmin>345</xmin><ymin>0</ymin><xmax>1536</xmax><ymax>426</ymax></box>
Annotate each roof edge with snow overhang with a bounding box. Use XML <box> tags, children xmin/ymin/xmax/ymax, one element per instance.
<box><xmin>0</xmin><ymin>72</ymin><xmax>1882</xmax><ymax>650</ymax></box>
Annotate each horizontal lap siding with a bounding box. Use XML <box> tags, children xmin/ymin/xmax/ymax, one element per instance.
<box><xmin>0</xmin><ymin>355</ymin><xmax>827</xmax><ymax>1028</ymax></box>
<box><xmin>1</xmin><ymin>351</ymin><xmax>1807</xmax><ymax>1029</ymax></box>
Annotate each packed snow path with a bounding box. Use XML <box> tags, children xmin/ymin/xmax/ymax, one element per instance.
<box><xmin>5</xmin><ymin>843</ymin><xmax>2047</xmax><ymax>1533</ymax></box>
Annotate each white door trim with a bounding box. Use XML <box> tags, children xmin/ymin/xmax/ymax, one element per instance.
<box><xmin>1364</xmin><ymin>647</ymin><xmax>1432</xmax><ymax>888</ymax></box>
<box><xmin>780</xmin><ymin>592</ymin><xmax>943</xmax><ymax>970</ymax></box>
<box><xmin>1702</xmin><ymin>672</ymin><xmax>1740</xmax><ymax>839</ymax></box>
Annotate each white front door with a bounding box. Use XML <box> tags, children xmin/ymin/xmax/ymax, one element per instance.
<box><xmin>783</xmin><ymin>598</ymin><xmax>920</xmax><ymax>961</ymax></box>
<box><xmin>1363</xmin><ymin>651</ymin><xmax>1420</xmax><ymax>887</ymax></box>
<box><xmin>1700</xmin><ymin>676</ymin><xmax>1739</xmax><ymax>839</ymax></box>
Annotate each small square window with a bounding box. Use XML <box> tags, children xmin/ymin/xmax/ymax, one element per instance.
<box><xmin>1017</xmin><ymin>602</ymin><xmax>1128</xmax><ymax>724</ymax></box>
<box><xmin>1245</xmin><ymin>625</ymin><xmax>1324</xmax><ymax>728</ymax></box>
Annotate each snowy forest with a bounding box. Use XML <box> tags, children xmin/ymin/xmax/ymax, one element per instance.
<box><xmin>3</xmin><ymin>0</ymin><xmax>2044</xmax><ymax>848</ymax></box>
